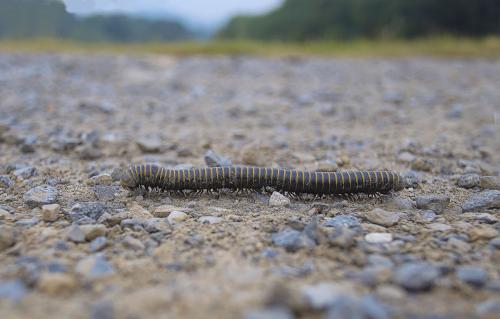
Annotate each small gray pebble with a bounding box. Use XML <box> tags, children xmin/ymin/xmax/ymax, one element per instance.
<box><xmin>394</xmin><ymin>262</ymin><xmax>440</xmax><ymax>291</ymax></box>
<box><xmin>457</xmin><ymin>174</ymin><xmax>480</xmax><ymax>188</ymax></box>
<box><xmin>272</xmin><ymin>228</ymin><xmax>316</xmax><ymax>252</ymax></box>
<box><xmin>23</xmin><ymin>185</ymin><xmax>58</xmax><ymax>208</ymax></box>
<box><xmin>204</xmin><ymin>149</ymin><xmax>232</xmax><ymax>167</ymax></box>
<box><xmin>324</xmin><ymin>215</ymin><xmax>361</xmax><ymax>230</ymax></box>
<box><xmin>0</xmin><ymin>175</ymin><xmax>13</xmax><ymax>188</ymax></box>
<box><xmin>462</xmin><ymin>190</ymin><xmax>500</xmax><ymax>212</ymax></box>
<box><xmin>456</xmin><ymin>266</ymin><xmax>488</xmax><ymax>287</ymax></box>
<box><xmin>89</xmin><ymin>236</ymin><xmax>108</xmax><ymax>252</ymax></box>
<box><xmin>416</xmin><ymin>195</ymin><xmax>450</xmax><ymax>214</ymax></box>
<box><xmin>90</xmin><ymin>301</ymin><xmax>114</xmax><ymax>319</ymax></box>
<box><xmin>0</xmin><ymin>280</ymin><xmax>28</xmax><ymax>303</ymax></box>
<box><xmin>244</xmin><ymin>306</ymin><xmax>293</xmax><ymax>319</ymax></box>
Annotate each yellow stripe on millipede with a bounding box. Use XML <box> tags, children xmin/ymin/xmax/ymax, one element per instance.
<box><xmin>327</xmin><ymin>173</ymin><xmax>331</xmax><ymax>193</ymax></box>
<box><xmin>384</xmin><ymin>171</ymin><xmax>389</xmax><ymax>187</ymax></box>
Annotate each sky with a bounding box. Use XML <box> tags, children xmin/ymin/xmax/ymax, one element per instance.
<box><xmin>62</xmin><ymin>0</ymin><xmax>284</xmax><ymax>29</ymax></box>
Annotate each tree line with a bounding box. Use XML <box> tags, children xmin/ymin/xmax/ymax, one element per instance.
<box><xmin>218</xmin><ymin>0</ymin><xmax>500</xmax><ymax>41</ymax></box>
<box><xmin>0</xmin><ymin>0</ymin><xmax>192</xmax><ymax>42</ymax></box>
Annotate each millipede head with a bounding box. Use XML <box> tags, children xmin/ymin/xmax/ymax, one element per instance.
<box><xmin>120</xmin><ymin>167</ymin><xmax>139</xmax><ymax>190</ymax></box>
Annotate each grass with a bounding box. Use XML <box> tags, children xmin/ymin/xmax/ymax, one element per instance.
<box><xmin>1</xmin><ymin>37</ymin><xmax>500</xmax><ymax>58</ymax></box>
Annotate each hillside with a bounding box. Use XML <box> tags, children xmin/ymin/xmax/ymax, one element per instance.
<box><xmin>0</xmin><ymin>0</ymin><xmax>193</xmax><ymax>42</ymax></box>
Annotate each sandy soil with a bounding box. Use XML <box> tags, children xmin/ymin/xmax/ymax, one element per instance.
<box><xmin>0</xmin><ymin>54</ymin><xmax>499</xmax><ymax>319</ymax></box>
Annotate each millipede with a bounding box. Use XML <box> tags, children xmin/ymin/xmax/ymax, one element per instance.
<box><xmin>120</xmin><ymin>164</ymin><xmax>404</xmax><ymax>197</ymax></box>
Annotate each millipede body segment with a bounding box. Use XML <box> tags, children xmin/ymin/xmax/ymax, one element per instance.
<box><xmin>121</xmin><ymin>164</ymin><xmax>404</xmax><ymax>195</ymax></box>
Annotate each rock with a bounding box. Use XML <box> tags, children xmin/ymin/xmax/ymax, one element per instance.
<box><xmin>243</xmin><ymin>307</ymin><xmax>293</xmax><ymax>319</ymax></box>
<box><xmin>489</xmin><ymin>237</ymin><xmax>500</xmax><ymax>249</ymax></box>
<box><xmin>153</xmin><ymin>205</ymin><xmax>185</xmax><ymax>217</ymax></box>
<box><xmin>475</xmin><ymin>299</ymin><xmax>500</xmax><ymax>316</ymax></box>
<box><xmin>368</xmin><ymin>255</ymin><xmax>394</xmax><ymax>268</ymax></box>
<box><xmin>328</xmin><ymin>227</ymin><xmax>356</xmax><ymax>248</ymax></box>
<box><xmin>468</xmin><ymin>212</ymin><xmax>498</xmax><ymax>223</ymax></box>
<box><xmin>16</xmin><ymin>217</ymin><xmax>39</xmax><ymax>227</ymax></box>
<box><xmin>94</xmin><ymin>185</ymin><xmax>118</xmax><ymax>201</ymax></box>
<box><xmin>13</xmin><ymin>166</ymin><xmax>36</xmax><ymax>179</ymax></box>
<box><xmin>479</xmin><ymin>176</ymin><xmax>500</xmax><ymax>190</ymax></box>
<box><xmin>365</xmin><ymin>233</ymin><xmax>393</xmax><ymax>244</ymax></box>
<box><xmin>411</xmin><ymin>158</ymin><xmax>433</xmax><ymax>172</ymax></box>
<box><xmin>397</xmin><ymin>152</ymin><xmax>416</xmax><ymax>163</ymax></box>
<box><xmin>199</xmin><ymin>216</ymin><xmax>223</xmax><ymax>224</ymax></box>
<box><xmin>167</xmin><ymin>211</ymin><xmax>188</xmax><ymax>224</ymax></box>
<box><xmin>89</xmin><ymin>236</ymin><xmax>108</xmax><ymax>252</ymax></box>
<box><xmin>457</xmin><ymin>174</ymin><xmax>480</xmax><ymax>188</ymax></box>
<box><xmin>325</xmin><ymin>295</ymin><xmax>390</xmax><ymax>319</ymax></box>
<box><xmin>77</xmin><ymin>144</ymin><xmax>102</xmax><ymax>160</ymax></box>
<box><xmin>302</xmin><ymin>282</ymin><xmax>351</xmax><ymax>309</ymax></box>
<box><xmin>375</xmin><ymin>285</ymin><xmax>406</xmax><ymax>301</ymax></box>
<box><xmin>41</xmin><ymin>203</ymin><xmax>60</xmax><ymax>222</ymax></box>
<box><xmin>24</xmin><ymin>185</ymin><xmax>58</xmax><ymax>208</ymax></box>
<box><xmin>143</xmin><ymin>218</ymin><xmax>170</xmax><ymax>233</ymax></box>
<box><xmin>394</xmin><ymin>262</ymin><xmax>440</xmax><ymax>291</ymax></box>
<box><xmin>415</xmin><ymin>195</ymin><xmax>450</xmax><ymax>214</ymax></box>
<box><xmin>0</xmin><ymin>280</ymin><xmax>28</xmax><ymax>302</ymax></box>
<box><xmin>87</xmin><ymin>173</ymin><xmax>113</xmax><ymax>186</ymax></box>
<box><xmin>136</xmin><ymin>137</ymin><xmax>162</xmax><ymax>153</ymax></box>
<box><xmin>37</xmin><ymin>272</ymin><xmax>77</xmax><ymax>295</ymax></box>
<box><xmin>128</xmin><ymin>202</ymin><xmax>153</xmax><ymax>219</ymax></box>
<box><xmin>456</xmin><ymin>266</ymin><xmax>488</xmax><ymax>287</ymax></box>
<box><xmin>122</xmin><ymin>236</ymin><xmax>145</xmax><ymax>251</ymax></box>
<box><xmin>272</xmin><ymin>228</ymin><xmax>316</xmax><ymax>252</ymax></box>
<box><xmin>269</xmin><ymin>192</ymin><xmax>290</xmax><ymax>207</ymax></box>
<box><xmin>80</xmin><ymin>224</ymin><xmax>107</xmax><ymax>241</ymax></box>
<box><xmin>90</xmin><ymin>301</ymin><xmax>114</xmax><ymax>319</ymax></box>
<box><xmin>120</xmin><ymin>218</ymin><xmax>144</xmax><ymax>231</ymax></box>
<box><xmin>362</xmin><ymin>208</ymin><xmax>400</xmax><ymax>227</ymax></box>
<box><xmin>385</xmin><ymin>196</ymin><xmax>414</xmax><ymax>210</ymax></box>
<box><xmin>75</xmin><ymin>255</ymin><xmax>114</xmax><ymax>280</ymax></box>
<box><xmin>468</xmin><ymin>225</ymin><xmax>498</xmax><ymax>241</ymax></box>
<box><xmin>67</xmin><ymin>224</ymin><xmax>86</xmax><ymax>243</ymax></box>
<box><xmin>462</xmin><ymin>190</ymin><xmax>500</xmax><ymax>212</ymax></box>
<box><xmin>0</xmin><ymin>208</ymin><xmax>11</xmax><ymax>221</ymax></box>
<box><xmin>427</xmin><ymin>222</ymin><xmax>453</xmax><ymax>232</ymax></box>
<box><xmin>324</xmin><ymin>215</ymin><xmax>361</xmax><ymax>230</ymax></box>
<box><xmin>0</xmin><ymin>225</ymin><xmax>17</xmax><ymax>251</ymax></box>
<box><xmin>204</xmin><ymin>150</ymin><xmax>232</xmax><ymax>167</ymax></box>
<box><xmin>70</xmin><ymin>202</ymin><xmax>108</xmax><ymax>223</ymax></box>
<box><xmin>420</xmin><ymin>210</ymin><xmax>436</xmax><ymax>222</ymax></box>
<box><xmin>0</xmin><ymin>175</ymin><xmax>13</xmax><ymax>188</ymax></box>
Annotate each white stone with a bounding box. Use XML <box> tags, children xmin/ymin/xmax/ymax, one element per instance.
<box><xmin>365</xmin><ymin>232</ymin><xmax>393</xmax><ymax>244</ymax></box>
<box><xmin>167</xmin><ymin>211</ymin><xmax>188</xmax><ymax>224</ymax></box>
<box><xmin>269</xmin><ymin>192</ymin><xmax>290</xmax><ymax>207</ymax></box>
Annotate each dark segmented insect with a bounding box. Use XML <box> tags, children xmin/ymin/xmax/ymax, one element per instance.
<box><xmin>121</xmin><ymin>164</ymin><xmax>404</xmax><ymax>196</ymax></box>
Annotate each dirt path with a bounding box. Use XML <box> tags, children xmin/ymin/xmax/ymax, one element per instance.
<box><xmin>0</xmin><ymin>54</ymin><xmax>499</xmax><ymax>319</ymax></box>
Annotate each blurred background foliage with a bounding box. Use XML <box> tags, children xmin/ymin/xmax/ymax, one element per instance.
<box><xmin>1</xmin><ymin>0</ymin><xmax>499</xmax><ymax>43</ymax></box>
<box><xmin>219</xmin><ymin>0</ymin><xmax>500</xmax><ymax>40</ymax></box>
<box><xmin>1</xmin><ymin>0</ymin><xmax>500</xmax><ymax>57</ymax></box>
<box><xmin>0</xmin><ymin>0</ymin><xmax>192</xmax><ymax>42</ymax></box>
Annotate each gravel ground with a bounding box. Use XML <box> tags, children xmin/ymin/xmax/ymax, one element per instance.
<box><xmin>0</xmin><ymin>53</ymin><xmax>499</xmax><ymax>319</ymax></box>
